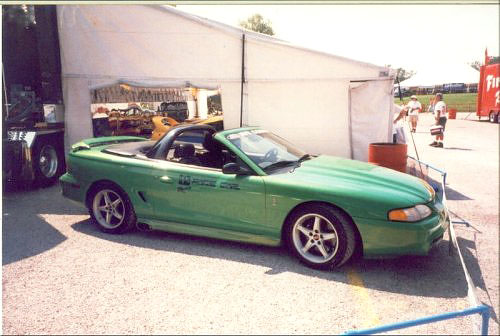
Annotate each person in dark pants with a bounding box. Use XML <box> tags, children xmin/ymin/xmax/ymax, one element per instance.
<box><xmin>430</xmin><ymin>93</ymin><xmax>447</xmax><ymax>148</ymax></box>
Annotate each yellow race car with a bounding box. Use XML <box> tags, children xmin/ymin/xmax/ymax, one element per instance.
<box><xmin>150</xmin><ymin>115</ymin><xmax>223</xmax><ymax>140</ymax></box>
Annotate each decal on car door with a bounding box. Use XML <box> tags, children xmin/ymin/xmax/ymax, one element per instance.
<box><xmin>177</xmin><ymin>175</ymin><xmax>192</xmax><ymax>192</ymax></box>
<box><xmin>220</xmin><ymin>182</ymin><xmax>240</xmax><ymax>190</ymax></box>
<box><xmin>178</xmin><ymin>174</ymin><xmax>238</xmax><ymax>191</ymax></box>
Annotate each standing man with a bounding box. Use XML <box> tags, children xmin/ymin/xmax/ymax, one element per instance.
<box><xmin>430</xmin><ymin>92</ymin><xmax>447</xmax><ymax>147</ymax></box>
<box><xmin>407</xmin><ymin>95</ymin><xmax>422</xmax><ymax>132</ymax></box>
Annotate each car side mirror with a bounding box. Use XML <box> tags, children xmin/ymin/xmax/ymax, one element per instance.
<box><xmin>222</xmin><ymin>162</ymin><xmax>252</xmax><ymax>175</ymax></box>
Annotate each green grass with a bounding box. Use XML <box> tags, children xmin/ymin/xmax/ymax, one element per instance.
<box><xmin>394</xmin><ymin>93</ymin><xmax>477</xmax><ymax>112</ymax></box>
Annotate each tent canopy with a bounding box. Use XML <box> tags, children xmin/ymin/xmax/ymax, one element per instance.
<box><xmin>58</xmin><ymin>5</ymin><xmax>395</xmax><ymax>161</ymax></box>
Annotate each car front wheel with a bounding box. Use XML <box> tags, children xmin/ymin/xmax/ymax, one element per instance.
<box><xmin>89</xmin><ymin>183</ymin><xmax>136</xmax><ymax>234</ymax></box>
<box><xmin>285</xmin><ymin>204</ymin><xmax>356</xmax><ymax>270</ymax></box>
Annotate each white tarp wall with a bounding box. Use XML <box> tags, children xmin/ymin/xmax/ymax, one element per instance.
<box><xmin>349</xmin><ymin>80</ymin><xmax>394</xmax><ymax>160</ymax></box>
<box><xmin>57</xmin><ymin>5</ymin><xmax>394</xmax><ymax>161</ymax></box>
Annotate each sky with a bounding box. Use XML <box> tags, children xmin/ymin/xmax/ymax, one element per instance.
<box><xmin>178</xmin><ymin>4</ymin><xmax>499</xmax><ymax>86</ymax></box>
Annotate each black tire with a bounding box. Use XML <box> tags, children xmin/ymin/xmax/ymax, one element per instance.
<box><xmin>284</xmin><ymin>204</ymin><xmax>356</xmax><ymax>270</ymax></box>
<box><xmin>87</xmin><ymin>182</ymin><xmax>137</xmax><ymax>234</ymax></box>
<box><xmin>489</xmin><ymin>112</ymin><xmax>498</xmax><ymax>123</ymax></box>
<box><xmin>32</xmin><ymin>137</ymin><xmax>65</xmax><ymax>187</ymax></box>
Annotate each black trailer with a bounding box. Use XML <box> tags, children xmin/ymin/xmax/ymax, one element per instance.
<box><xmin>3</xmin><ymin>5</ymin><xmax>65</xmax><ymax>187</ymax></box>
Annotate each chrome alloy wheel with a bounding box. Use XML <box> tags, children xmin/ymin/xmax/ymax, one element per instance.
<box><xmin>92</xmin><ymin>189</ymin><xmax>125</xmax><ymax>229</ymax></box>
<box><xmin>39</xmin><ymin>145</ymin><xmax>58</xmax><ymax>178</ymax></box>
<box><xmin>292</xmin><ymin>213</ymin><xmax>339</xmax><ymax>264</ymax></box>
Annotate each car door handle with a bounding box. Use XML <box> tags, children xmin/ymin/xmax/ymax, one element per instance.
<box><xmin>158</xmin><ymin>176</ymin><xmax>173</xmax><ymax>184</ymax></box>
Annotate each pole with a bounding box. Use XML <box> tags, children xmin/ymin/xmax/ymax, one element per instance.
<box><xmin>396</xmin><ymin>75</ymin><xmax>403</xmax><ymax>102</ymax></box>
<box><xmin>239</xmin><ymin>33</ymin><xmax>245</xmax><ymax>127</ymax></box>
<box><xmin>2</xmin><ymin>63</ymin><xmax>9</xmax><ymax>119</ymax></box>
<box><xmin>395</xmin><ymin>74</ymin><xmax>423</xmax><ymax>177</ymax></box>
<box><xmin>344</xmin><ymin>304</ymin><xmax>490</xmax><ymax>335</ymax></box>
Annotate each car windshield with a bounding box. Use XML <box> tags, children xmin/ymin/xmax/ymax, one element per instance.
<box><xmin>226</xmin><ymin>130</ymin><xmax>309</xmax><ymax>172</ymax></box>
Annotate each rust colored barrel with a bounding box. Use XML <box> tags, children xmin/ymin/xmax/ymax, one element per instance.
<box><xmin>368</xmin><ymin>143</ymin><xmax>408</xmax><ymax>173</ymax></box>
<box><xmin>448</xmin><ymin>108</ymin><xmax>457</xmax><ymax>119</ymax></box>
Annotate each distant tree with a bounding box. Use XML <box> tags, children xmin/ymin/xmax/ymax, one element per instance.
<box><xmin>385</xmin><ymin>65</ymin><xmax>416</xmax><ymax>83</ymax></box>
<box><xmin>470</xmin><ymin>57</ymin><xmax>500</xmax><ymax>71</ymax></box>
<box><xmin>469</xmin><ymin>61</ymin><xmax>482</xmax><ymax>72</ymax></box>
<box><xmin>239</xmin><ymin>14</ymin><xmax>274</xmax><ymax>36</ymax></box>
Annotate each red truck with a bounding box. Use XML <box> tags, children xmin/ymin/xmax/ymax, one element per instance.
<box><xmin>477</xmin><ymin>50</ymin><xmax>500</xmax><ymax>123</ymax></box>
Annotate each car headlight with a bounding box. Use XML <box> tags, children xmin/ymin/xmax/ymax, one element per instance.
<box><xmin>388</xmin><ymin>204</ymin><xmax>432</xmax><ymax>222</ymax></box>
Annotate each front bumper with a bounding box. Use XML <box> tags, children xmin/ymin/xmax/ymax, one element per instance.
<box><xmin>354</xmin><ymin>201</ymin><xmax>450</xmax><ymax>257</ymax></box>
<box><xmin>60</xmin><ymin>173</ymin><xmax>86</xmax><ymax>204</ymax></box>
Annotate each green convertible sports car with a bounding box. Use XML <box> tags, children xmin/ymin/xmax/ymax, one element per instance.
<box><xmin>60</xmin><ymin>124</ymin><xmax>449</xmax><ymax>270</ymax></box>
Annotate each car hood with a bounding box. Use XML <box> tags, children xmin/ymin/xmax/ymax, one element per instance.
<box><xmin>270</xmin><ymin>155</ymin><xmax>432</xmax><ymax>207</ymax></box>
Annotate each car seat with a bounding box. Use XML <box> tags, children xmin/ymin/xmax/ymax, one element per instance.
<box><xmin>173</xmin><ymin>143</ymin><xmax>201</xmax><ymax>166</ymax></box>
<box><xmin>200</xmin><ymin>133</ymin><xmax>223</xmax><ymax>168</ymax></box>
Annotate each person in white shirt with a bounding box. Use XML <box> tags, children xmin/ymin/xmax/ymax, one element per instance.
<box><xmin>392</xmin><ymin>103</ymin><xmax>407</xmax><ymax>143</ymax></box>
<box><xmin>406</xmin><ymin>95</ymin><xmax>422</xmax><ymax>133</ymax></box>
<box><xmin>430</xmin><ymin>92</ymin><xmax>447</xmax><ymax>148</ymax></box>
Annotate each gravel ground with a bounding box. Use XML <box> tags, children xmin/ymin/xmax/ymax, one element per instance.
<box><xmin>2</xmin><ymin>112</ymin><xmax>498</xmax><ymax>335</ymax></box>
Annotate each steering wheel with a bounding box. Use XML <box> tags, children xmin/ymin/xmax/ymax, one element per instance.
<box><xmin>263</xmin><ymin>148</ymin><xmax>278</xmax><ymax>162</ymax></box>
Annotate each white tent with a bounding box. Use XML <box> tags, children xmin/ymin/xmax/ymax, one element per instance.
<box><xmin>57</xmin><ymin>5</ymin><xmax>395</xmax><ymax>161</ymax></box>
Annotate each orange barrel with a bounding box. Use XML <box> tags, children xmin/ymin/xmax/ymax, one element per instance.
<box><xmin>448</xmin><ymin>108</ymin><xmax>457</xmax><ymax>119</ymax></box>
<box><xmin>368</xmin><ymin>143</ymin><xmax>408</xmax><ymax>173</ymax></box>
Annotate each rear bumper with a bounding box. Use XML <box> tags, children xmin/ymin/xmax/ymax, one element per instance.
<box><xmin>354</xmin><ymin>207</ymin><xmax>449</xmax><ymax>257</ymax></box>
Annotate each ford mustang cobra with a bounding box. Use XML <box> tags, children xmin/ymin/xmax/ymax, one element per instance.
<box><xmin>60</xmin><ymin>125</ymin><xmax>449</xmax><ymax>270</ymax></box>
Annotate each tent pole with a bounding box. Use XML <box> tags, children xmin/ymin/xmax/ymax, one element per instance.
<box><xmin>396</xmin><ymin>74</ymin><xmax>403</xmax><ymax>102</ymax></box>
<box><xmin>240</xmin><ymin>33</ymin><xmax>245</xmax><ymax>127</ymax></box>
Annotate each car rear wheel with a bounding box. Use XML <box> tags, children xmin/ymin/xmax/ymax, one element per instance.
<box><xmin>89</xmin><ymin>183</ymin><xmax>136</xmax><ymax>234</ymax></box>
<box><xmin>285</xmin><ymin>204</ymin><xmax>356</xmax><ymax>270</ymax></box>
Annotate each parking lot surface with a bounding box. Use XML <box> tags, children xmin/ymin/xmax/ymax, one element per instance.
<box><xmin>2</xmin><ymin>113</ymin><xmax>498</xmax><ymax>335</ymax></box>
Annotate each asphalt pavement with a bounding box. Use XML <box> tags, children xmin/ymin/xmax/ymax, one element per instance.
<box><xmin>2</xmin><ymin>112</ymin><xmax>498</xmax><ymax>335</ymax></box>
